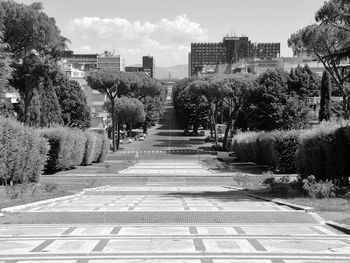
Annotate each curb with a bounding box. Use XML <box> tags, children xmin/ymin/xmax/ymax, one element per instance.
<box><xmin>82</xmin><ymin>185</ymin><xmax>110</xmax><ymax>192</ymax></box>
<box><xmin>1</xmin><ymin>185</ymin><xmax>109</xmax><ymax>214</ymax></box>
<box><xmin>0</xmin><ymin>193</ymin><xmax>82</xmax><ymax>213</ymax></box>
<box><xmin>326</xmin><ymin>221</ymin><xmax>350</xmax><ymax>234</ymax></box>
<box><xmin>222</xmin><ymin>185</ymin><xmax>314</xmax><ymax>212</ymax></box>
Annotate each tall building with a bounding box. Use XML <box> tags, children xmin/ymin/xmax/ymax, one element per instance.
<box><xmin>189</xmin><ymin>35</ymin><xmax>280</xmax><ymax>76</ymax></box>
<box><xmin>97</xmin><ymin>51</ymin><xmax>125</xmax><ymax>71</ymax></box>
<box><xmin>142</xmin><ymin>56</ymin><xmax>155</xmax><ymax>78</ymax></box>
<box><xmin>125</xmin><ymin>66</ymin><xmax>144</xmax><ymax>73</ymax></box>
<box><xmin>62</xmin><ymin>51</ymin><xmax>98</xmax><ymax>71</ymax></box>
<box><xmin>250</xmin><ymin>43</ymin><xmax>280</xmax><ymax>60</ymax></box>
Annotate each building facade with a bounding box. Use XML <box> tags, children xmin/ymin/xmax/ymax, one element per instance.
<box><xmin>97</xmin><ymin>51</ymin><xmax>125</xmax><ymax>71</ymax></box>
<box><xmin>62</xmin><ymin>51</ymin><xmax>98</xmax><ymax>71</ymax></box>
<box><xmin>125</xmin><ymin>66</ymin><xmax>144</xmax><ymax>73</ymax></box>
<box><xmin>250</xmin><ymin>43</ymin><xmax>280</xmax><ymax>60</ymax></box>
<box><xmin>142</xmin><ymin>56</ymin><xmax>155</xmax><ymax>78</ymax></box>
<box><xmin>189</xmin><ymin>35</ymin><xmax>280</xmax><ymax>76</ymax></box>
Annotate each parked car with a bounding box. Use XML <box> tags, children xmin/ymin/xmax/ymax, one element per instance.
<box><xmin>138</xmin><ymin>136</ymin><xmax>145</xmax><ymax>141</ymax></box>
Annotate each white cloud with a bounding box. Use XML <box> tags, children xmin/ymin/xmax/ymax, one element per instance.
<box><xmin>66</xmin><ymin>14</ymin><xmax>208</xmax><ymax>66</ymax></box>
<box><xmin>74</xmin><ymin>45</ymin><xmax>92</xmax><ymax>53</ymax></box>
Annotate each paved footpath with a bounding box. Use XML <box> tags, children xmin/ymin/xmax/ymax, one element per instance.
<box><xmin>1</xmin><ymin>162</ymin><xmax>350</xmax><ymax>263</ymax></box>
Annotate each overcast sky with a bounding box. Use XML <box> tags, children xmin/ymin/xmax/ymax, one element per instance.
<box><xmin>18</xmin><ymin>0</ymin><xmax>325</xmax><ymax>67</ymax></box>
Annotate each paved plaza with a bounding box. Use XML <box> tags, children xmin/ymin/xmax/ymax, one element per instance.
<box><xmin>1</xmin><ymin>97</ymin><xmax>349</xmax><ymax>262</ymax></box>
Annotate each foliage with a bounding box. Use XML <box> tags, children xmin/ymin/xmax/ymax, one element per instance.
<box><xmin>0</xmin><ymin>30</ymin><xmax>12</xmax><ymax>91</ymax></box>
<box><xmin>288</xmin><ymin>65</ymin><xmax>320</xmax><ymax>98</ymax></box>
<box><xmin>53</xmin><ymin>73</ymin><xmax>90</xmax><ymax>129</ymax></box>
<box><xmin>173</xmin><ymin>78</ymin><xmax>209</xmax><ymax>132</ymax></box>
<box><xmin>274</xmin><ymin>130</ymin><xmax>301</xmax><ymax>173</ymax></box>
<box><xmin>82</xmin><ymin>131</ymin><xmax>108</xmax><ymax>165</ymax></box>
<box><xmin>240</xmin><ymin>69</ymin><xmax>312</xmax><ymax>131</ymax></box>
<box><xmin>296</xmin><ymin>123</ymin><xmax>350</xmax><ymax>185</ymax></box>
<box><xmin>319</xmin><ymin>71</ymin><xmax>331</xmax><ymax>121</ymax></box>
<box><xmin>42</xmin><ymin>182</ymin><xmax>58</xmax><ymax>193</ymax></box>
<box><xmin>0</xmin><ymin>1</ymin><xmax>67</xmax><ymax>60</ymax></box>
<box><xmin>113</xmin><ymin>96</ymin><xmax>146</xmax><ymax>125</ymax></box>
<box><xmin>40</xmin><ymin>127</ymin><xmax>87</xmax><ymax>172</ymax></box>
<box><xmin>231</xmin><ymin>121</ymin><xmax>350</xmax><ymax>184</ymax></box>
<box><xmin>302</xmin><ymin>175</ymin><xmax>337</xmax><ymax>199</ymax></box>
<box><xmin>38</xmin><ymin>75</ymin><xmax>63</xmax><ymax>127</ymax></box>
<box><xmin>86</xmin><ymin>70</ymin><xmax>130</xmax><ymax>151</ymax></box>
<box><xmin>288</xmin><ymin>0</ymin><xmax>350</xmax><ymax>118</ymax></box>
<box><xmin>0</xmin><ymin>116</ymin><xmax>49</xmax><ymax>184</ymax></box>
<box><xmin>97</xmin><ymin>135</ymin><xmax>109</xmax><ymax>163</ymax></box>
<box><xmin>1</xmin><ymin>1</ymin><xmax>68</xmax><ymax>124</ymax></box>
<box><xmin>82</xmin><ymin>132</ymin><xmax>100</xmax><ymax>165</ymax></box>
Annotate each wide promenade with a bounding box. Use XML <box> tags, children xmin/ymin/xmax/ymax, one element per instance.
<box><xmin>0</xmin><ymin>95</ymin><xmax>350</xmax><ymax>262</ymax></box>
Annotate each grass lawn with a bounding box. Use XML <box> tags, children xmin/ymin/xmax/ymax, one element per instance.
<box><xmin>250</xmin><ymin>189</ymin><xmax>350</xmax><ymax>226</ymax></box>
<box><xmin>0</xmin><ymin>181</ymin><xmax>92</xmax><ymax>210</ymax></box>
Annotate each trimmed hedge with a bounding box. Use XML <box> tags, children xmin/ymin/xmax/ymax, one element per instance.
<box><xmin>230</xmin><ymin>122</ymin><xmax>350</xmax><ymax>185</ymax></box>
<box><xmin>297</xmin><ymin>124</ymin><xmax>350</xmax><ymax>183</ymax></box>
<box><xmin>97</xmin><ymin>135</ymin><xmax>109</xmax><ymax>163</ymax></box>
<box><xmin>82</xmin><ymin>132</ymin><xmax>109</xmax><ymax>165</ymax></box>
<box><xmin>0</xmin><ymin>117</ymin><xmax>49</xmax><ymax>184</ymax></box>
<box><xmin>40</xmin><ymin>127</ymin><xmax>87</xmax><ymax>171</ymax></box>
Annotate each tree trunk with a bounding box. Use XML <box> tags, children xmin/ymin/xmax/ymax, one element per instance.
<box><xmin>116</xmin><ymin>122</ymin><xmax>120</xmax><ymax>150</ymax></box>
<box><xmin>212</xmin><ymin>114</ymin><xmax>218</xmax><ymax>146</ymax></box>
<box><xmin>222</xmin><ymin>117</ymin><xmax>233</xmax><ymax>150</ymax></box>
<box><xmin>343</xmin><ymin>93</ymin><xmax>348</xmax><ymax>119</ymax></box>
<box><xmin>111</xmin><ymin>99</ymin><xmax>116</xmax><ymax>152</ymax></box>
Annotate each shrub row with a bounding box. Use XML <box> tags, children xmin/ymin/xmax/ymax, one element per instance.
<box><xmin>231</xmin><ymin>130</ymin><xmax>299</xmax><ymax>173</ymax></box>
<box><xmin>0</xmin><ymin>117</ymin><xmax>49</xmax><ymax>184</ymax></box>
<box><xmin>41</xmin><ymin>127</ymin><xmax>109</xmax><ymax>172</ymax></box>
<box><xmin>230</xmin><ymin>122</ymin><xmax>350</xmax><ymax>184</ymax></box>
<box><xmin>0</xmin><ymin>117</ymin><xmax>110</xmax><ymax>184</ymax></box>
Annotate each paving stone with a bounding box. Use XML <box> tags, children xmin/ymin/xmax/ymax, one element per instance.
<box><xmin>0</xmin><ymin>211</ymin><xmax>318</xmax><ymax>224</ymax></box>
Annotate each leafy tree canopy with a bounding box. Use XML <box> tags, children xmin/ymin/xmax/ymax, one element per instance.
<box><xmin>0</xmin><ymin>0</ymin><xmax>68</xmax><ymax>60</ymax></box>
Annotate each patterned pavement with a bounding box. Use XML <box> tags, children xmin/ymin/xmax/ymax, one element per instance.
<box><xmin>1</xmin><ymin>167</ymin><xmax>350</xmax><ymax>262</ymax></box>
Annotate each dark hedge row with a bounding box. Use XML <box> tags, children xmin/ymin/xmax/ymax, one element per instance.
<box><xmin>0</xmin><ymin>117</ymin><xmax>49</xmax><ymax>184</ymax></box>
<box><xmin>231</xmin><ymin>123</ymin><xmax>350</xmax><ymax>185</ymax></box>
<box><xmin>0</xmin><ymin>117</ymin><xmax>109</xmax><ymax>183</ymax></box>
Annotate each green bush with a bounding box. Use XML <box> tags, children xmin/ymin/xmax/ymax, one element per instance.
<box><xmin>255</xmin><ymin>132</ymin><xmax>277</xmax><ymax>166</ymax></box>
<box><xmin>82</xmin><ymin>132</ymin><xmax>98</xmax><ymax>165</ymax></box>
<box><xmin>40</xmin><ymin>127</ymin><xmax>86</xmax><ymax>171</ymax></box>
<box><xmin>231</xmin><ymin>132</ymin><xmax>260</xmax><ymax>163</ymax></box>
<box><xmin>302</xmin><ymin>175</ymin><xmax>337</xmax><ymax>199</ymax></box>
<box><xmin>97</xmin><ymin>135</ymin><xmax>109</xmax><ymax>163</ymax></box>
<box><xmin>274</xmin><ymin>130</ymin><xmax>300</xmax><ymax>173</ymax></box>
<box><xmin>82</xmin><ymin>132</ymin><xmax>108</xmax><ymax>165</ymax></box>
<box><xmin>0</xmin><ymin>117</ymin><xmax>49</xmax><ymax>184</ymax></box>
<box><xmin>296</xmin><ymin>123</ymin><xmax>345</xmax><ymax>182</ymax></box>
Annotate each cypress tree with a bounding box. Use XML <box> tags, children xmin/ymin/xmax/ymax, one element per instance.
<box><xmin>319</xmin><ymin>71</ymin><xmax>331</xmax><ymax>122</ymax></box>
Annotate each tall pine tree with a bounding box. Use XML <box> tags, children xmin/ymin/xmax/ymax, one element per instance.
<box><xmin>319</xmin><ymin>71</ymin><xmax>331</xmax><ymax>122</ymax></box>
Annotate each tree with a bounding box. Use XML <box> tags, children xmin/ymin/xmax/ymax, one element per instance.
<box><xmin>0</xmin><ymin>1</ymin><xmax>67</xmax><ymax>60</ymax></box>
<box><xmin>0</xmin><ymin>30</ymin><xmax>13</xmax><ymax>116</ymax></box>
<box><xmin>315</xmin><ymin>0</ymin><xmax>350</xmax><ymax>33</ymax></box>
<box><xmin>241</xmin><ymin>69</ymin><xmax>311</xmax><ymax>131</ymax></box>
<box><xmin>173</xmin><ymin>78</ymin><xmax>208</xmax><ymax>133</ymax></box>
<box><xmin>288</xmin><ymin>64</ymin><xmax>320</xmax><ymax>98</ymax></box>
<box><xmin>86</xmin><ymin>70</ymin><xmax>130</xmax><ymax>151</ymax></box>
<box><xmin>289</xmin><ymin>0</ymin><xmax>350</xmax><ymax>118</ymax></box>
<box><xmin>1</xmin><ymin>0</ymin><xmax>68</xmax><ymax>124</ymax></box>
<box><xmin>53</xmin><ymin>73</ymin><xmax>91</xmax><ymax>129</ymax></box>
<box><xmin>10</xmin><ymin>55</ymin><xmax>51</xmax><ymax>124</ymax></box>
<box><xmin>188</xmin><ymin>78</ymin><xmax>230</xmax><ymax>145</ymax></box>
<box><xmin>210</xmin><ymin>74</ymin><xmax>256</xmax><ymax>149</ymax></box>
<box><xmin>0</xmin><ymin>30</ymin><xmax>12</xmax><ymax>90</ymax></box>
<box><xmin>38</xmin><ymin>73</ymin><xmax>63</xmax><ymax>127</ymax></box>
<box><xmin>319</xmin><ymin>71</ymin><xmax>332</xmax><ymax>121</ymax></box>
<box><xmin>105</xmin><ymin>97</ymin><xmax>145</xmax><ymax>145</ymax></box>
